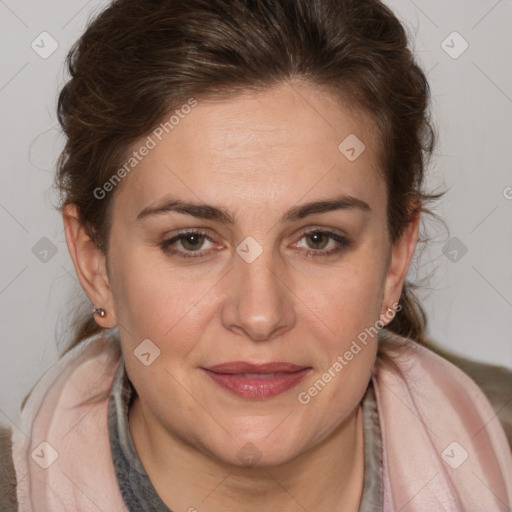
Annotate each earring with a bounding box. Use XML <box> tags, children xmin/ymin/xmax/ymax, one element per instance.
<box><xmin>92</xmin><ymin>307</ymin><xmax>107</xmax><ymax>318</ymax></box>
<box><xmin>378</xmin><ymin>306</ymin><xmax>395</xmax><ymax>329</ymax></box>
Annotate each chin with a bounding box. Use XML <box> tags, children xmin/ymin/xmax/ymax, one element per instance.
<box><xmin>205</xmin><ymin>431</ymin><xmax>304</xmax><ymax>469</ymax></box>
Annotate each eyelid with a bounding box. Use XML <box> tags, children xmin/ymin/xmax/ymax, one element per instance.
<box><xmin>296</xmin><ymin>226</ymin><xmax>349</xmax><ymax>240</ymax></box>
<box><xmin>158</xmin><ymin>228</ymin><xmax>214</xmax><ymax>256</ymax></box>
<box><xmin>159</xmin><ymin>226</ymin><xmax>352</xmax><ymax>260</ymax></box>
<box><xmin>291</xmin><ymin>228</ymin><xmax>352</xmax><ymax>258</ymax></box>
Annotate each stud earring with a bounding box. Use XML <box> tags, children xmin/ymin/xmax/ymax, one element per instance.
<box><xmin>378</xmin><ymin>306</ymin><xmax>396</xmax><ymax>329</ymax></box>
<box><xmin>92</xmin><ymin>307</ymin><xmax>107</xmax><ymax>318</ymax></box>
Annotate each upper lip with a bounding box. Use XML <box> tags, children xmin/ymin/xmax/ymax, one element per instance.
<box><xmin>203</xmin><ymin>361</ymin><xmax>310</xmax><ymax>374</ymax></box>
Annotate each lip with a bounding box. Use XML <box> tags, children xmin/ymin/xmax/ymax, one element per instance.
<box><xmin>201</xmin><ymin>361</ymin><xmax>312</xmax><ymax>399</ymax></box>
<box><xmin>205</xmin><ymin>361</ymin><xmax>309</xmax><ymax>374</ymax></box>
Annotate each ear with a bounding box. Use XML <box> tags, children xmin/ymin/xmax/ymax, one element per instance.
<box><xmin>62</xmin><ymin>204</ymin><xmax>117</xmax><ymax>328</ymax></box>
<box><xmin>380</xmin><ymin>203</ymin><xmax>420</xmax><ymax>323</ymax></box>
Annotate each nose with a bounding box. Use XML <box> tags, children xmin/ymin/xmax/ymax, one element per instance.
<box><xmin>221</xmin><ymin>246</ymin><xmax>295</xmax><ymax>342</ymax></box>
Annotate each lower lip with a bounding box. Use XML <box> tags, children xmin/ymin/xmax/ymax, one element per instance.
<box><xmin>201</xmin><ymin>368</ymin><xmax>311</xmax><ymax>399</ymax></box>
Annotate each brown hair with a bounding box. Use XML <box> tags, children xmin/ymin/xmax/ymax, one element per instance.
<box><xmin>54</xmin><ymin>0</ymin><xmax>443</xmax><ymax>357</ymax></box>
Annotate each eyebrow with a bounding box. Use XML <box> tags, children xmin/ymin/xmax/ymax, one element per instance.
<box><xmin>136</xmin><ymin>194</ymin><xmax>371</xmax><ymax>225</ymax></box>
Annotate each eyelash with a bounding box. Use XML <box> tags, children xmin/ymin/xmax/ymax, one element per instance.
<box><xmin>158</xmin><ymin>229</ymin><xmax>352</xmax><ymax>260</ymax></box>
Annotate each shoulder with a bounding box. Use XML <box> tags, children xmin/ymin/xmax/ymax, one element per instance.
<box><xmin>423</xmin><ymin>339</ymin><xmax>512</xmax><ymax>450</ymax></box>
<box><xmin>0</xmin><ymin>425</ymin><xmax>18</xmax><ymax>511</ymax></box>
<box><xmin>0</xmin><ymin>330</ymin><xmax>121</xmax><ymax>511</ymax></box>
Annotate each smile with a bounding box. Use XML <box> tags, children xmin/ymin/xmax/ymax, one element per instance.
<box><xmin>201</xmin><ymin>368</ymin><xmax>311</xmax><ymax>399</ymax></box>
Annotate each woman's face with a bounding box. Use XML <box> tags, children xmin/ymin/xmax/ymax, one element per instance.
<box><xmin>91</xmin><ymin>81</ymin><xmax>416</xmax><ymax>467</ymax></box>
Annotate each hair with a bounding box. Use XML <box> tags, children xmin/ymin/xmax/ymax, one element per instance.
<box><xmin>53</xmin><ymin>0</ymin><xmax>444</xmax><ymax>358</ymax></box>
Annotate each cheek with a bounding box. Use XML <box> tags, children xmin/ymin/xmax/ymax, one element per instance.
<box><xmin>304</xmin><ymin>253</ymin><xmax>387</xmax><ymax>342</ymax></box>
<box><xmin>109</xmin><ymin>246</ymin><xmax>221</xmax><ymax>354</ymax></box>
<box><xmin>300</xmin><ymin>260</ymin><xmax>384</xmax><ymax>415</ymax></box>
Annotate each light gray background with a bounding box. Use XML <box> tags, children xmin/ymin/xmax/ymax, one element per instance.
<box><xmin>1</xmin><ymin>0</ymin><xmax>511</xmax><ymax>430</ymax></box>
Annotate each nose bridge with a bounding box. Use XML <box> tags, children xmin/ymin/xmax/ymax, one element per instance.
<box><xmin>221</xmin><ymin>240</ymin><xmax>294</xmax><ymax>341</ymax></box>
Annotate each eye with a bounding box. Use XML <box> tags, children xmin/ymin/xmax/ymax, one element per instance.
<box><xmin>294</xmin><ymin>229</ymin><xmax>352</xmax><ymax>258</ymax></box>
<box><xmin>159</xmin><ymin>229</ymin><xmax>215</xmax><ymax>259</ymax></box>
<box><xmin>159</xmin><ymin>228</ymin><xmax>352</xmax><ymax>261</ymax></box>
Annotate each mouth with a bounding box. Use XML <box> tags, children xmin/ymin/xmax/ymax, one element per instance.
<box><xmin>201</xmin><ymin>361</ymin><xmax>312</xmax><ymax>399</ymax></box>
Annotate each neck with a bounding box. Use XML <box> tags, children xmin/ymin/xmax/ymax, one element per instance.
<box><xmin>129</xmin><ymin>396</ymin><xmax>365</xmax><ymax>512</ymax></box>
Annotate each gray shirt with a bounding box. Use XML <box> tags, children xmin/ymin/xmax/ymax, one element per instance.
<box><xmin>107</xmin><ymin>359</ymin><xmax>384</xmax><ymax>511</ymax></box>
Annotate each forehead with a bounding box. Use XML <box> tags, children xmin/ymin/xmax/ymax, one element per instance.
<box><xmin>111</xmin><ymin>81</ymin><xmax>384</xmax><ymax>218</ymax></box>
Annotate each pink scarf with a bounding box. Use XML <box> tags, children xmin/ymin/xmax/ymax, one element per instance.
<box><xmin>12</xmin><ymin>331</ymin><xmax>512</xmax><ymax>511</ymax></box>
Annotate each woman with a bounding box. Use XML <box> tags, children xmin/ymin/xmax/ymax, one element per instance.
<box><xmin>2</xmin><ymin>0</ymin><xmax>512</xmax><ymax>510</ymax></box>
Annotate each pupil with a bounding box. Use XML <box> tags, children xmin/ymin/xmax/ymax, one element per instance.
<box><xmin>183</xmin><ymin>234</ymin><xmax>203</xmax><ymax>250</ymax></box>
<box><xmin>309</xmin><ymin>232</ymin><xmax>327</xmax><ymax>249</ymax></box>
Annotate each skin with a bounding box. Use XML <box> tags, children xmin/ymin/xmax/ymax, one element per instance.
<box><xmin>64</xmin><ymin>80</ymin><xmax>419</xmax><ymax>512</ymax></box>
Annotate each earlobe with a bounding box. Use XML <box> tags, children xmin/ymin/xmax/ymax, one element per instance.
<box><xmin>62</xmin><ymin>204</ymin><xmax>117</xmax><ymax>328</ymax></box>
<box><xmin>381</xmin><ymin>206</ymin><xmax>420</xmax><ymax>322</ymax></box>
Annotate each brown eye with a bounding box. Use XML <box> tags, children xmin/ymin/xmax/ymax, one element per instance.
<box><xmin>304</xmin><ymin>231</ymin><xmax>330</xmax><ymax>250</ymax></box>
<box><xmin>180</xmin><ymin>233</ymin><xmax>206</xmax><ymax>251</ymax></box>
<box><xmin>295</xmin><ymin>230</ymin><xmax>352</xmax><ymax>259</ymax></box>
<box><xmin>159</xmin><ymin>230</ymin><xmax>215</xmax><ymax>259</ymax></box>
